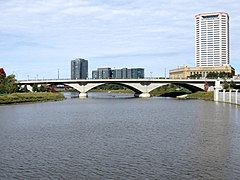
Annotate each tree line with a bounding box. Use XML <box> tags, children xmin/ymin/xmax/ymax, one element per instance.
<box><xmin>0</xmin><ymin>71</ymin><xmax>55</xmax><ymax>94</ymax></box>
<box><xmin>188</xmin><ymin>72</ymin><xmax>233</xmax><ymax>79</ymax></box>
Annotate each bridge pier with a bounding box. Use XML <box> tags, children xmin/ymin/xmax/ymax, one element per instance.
<box><xmin>134</xmin><ymin>92</ymin><xmax>151</xmax><ymax>98</ymax></box>
<box><xmin>139</xmin><ymin>92</ymin><xmax>151</xmax><ymax>98</ymax></box>
<box><xmin>79</xmin><ymin>92</ymin><xmax>88</xmax><ymax>98</ymax></box>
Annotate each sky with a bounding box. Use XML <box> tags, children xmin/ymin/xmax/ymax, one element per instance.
<box><xmin>0</xmin><ymin>0</ymin><xmax>240</xmax><ymax>80</ymax></box>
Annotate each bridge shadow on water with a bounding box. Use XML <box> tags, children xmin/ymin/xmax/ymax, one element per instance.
<box><xmin>63</xmin><ymin>92</ymin><xmax>136</xmax><ymax>99</ymax></box>
<box><xmin>88</xmin><ymin>92</ymin><xmax>135</xmax><ymax>99</ymax></box>
<box><xmin>158</xmin><ymin>91</ymin><xmax>191</xmax><ymax>98</ymax></box>
<box><xmin>63</xmin><ymin>92</ymin><xmax>190</xmax><ymax>99</ymax></box>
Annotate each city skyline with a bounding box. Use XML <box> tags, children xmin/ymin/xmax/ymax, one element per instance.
<box><xmin>0</xmin><ymin>0</ymin><xmax>240</xmax><ymax>80</ymax></box>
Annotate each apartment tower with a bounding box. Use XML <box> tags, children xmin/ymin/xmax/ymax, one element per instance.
<box><xmin>195</xmin><ymin>12</ymin><xmax>229</xmax><ymax>67</ymax></box>
<box><xmin>71</xmin><ymin>58</ymin><xmax>88</xmax><ymax>79</ymax></box>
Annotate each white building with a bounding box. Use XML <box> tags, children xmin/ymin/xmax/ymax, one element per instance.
<box><xmin>195</xmin><ymin>12</ymin><xmax>229</xmax><ymax>67</ymax></box>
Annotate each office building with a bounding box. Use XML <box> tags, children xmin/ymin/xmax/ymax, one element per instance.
<box><xmin>71</xmin><ymin>58</ymin><xmax>88</xmax><ymax>79</ymax></box>
<box><xmin>169</xmin><ymin>12</ymin><xmax>232</xmax><ymax>79</ymax></box>
<box><xmin>92</xmin><ymin>70</ymin><xmax>98</xmax><ymax>79</ymax></box>
<box><xmin>169</xmin><ymin>65</ymin><xmax>235</xmax><ymax>79</ymax></box>
<box><xmin>97</xmin><ymin>68</ymin><xmax>112</xmax><ymax>79</ymax></box>
<box><xmin>195</xmin><ymin>12</ymin><xmax>229</xmax><ymax>67</ymax></box>
<box><xmin>131</xmin><ymin>68</ymin><xmax>144</xmax><ymax>79</ymax></box>
<box><xmin>92</xmin><ymin>67</ymin><xmax>144</xmax><ymax>79</ymax></box>
<box><xmin>111</xmin><ymin>69</ymin><xmax>122</xmax><ymax>79</ymax></box>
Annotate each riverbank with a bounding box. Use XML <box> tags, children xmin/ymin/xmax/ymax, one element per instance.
<box><xmin>91</xmin><ymin>89</ymin><xmax>214</xmax><ymax>101</ymax></box>
<box><xmin>0</xmin><ymin>92</ymin><xmax>65</xmax><ymax>105</ymax></box>
<box><xmin>185</xmin><ymin>91</ymin><xmax>214</xmax><ymax>101</ymax></box>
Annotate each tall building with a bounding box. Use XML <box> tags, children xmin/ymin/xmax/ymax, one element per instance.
<box><xmin>71</xmin><ymin>58</ymin><xmax>88</xmax><ymax>79</ymax></box>
<box><xmin>195</xmin><ymin>12</ymin><xmax>229</xmax><ymax>67</ymax></box>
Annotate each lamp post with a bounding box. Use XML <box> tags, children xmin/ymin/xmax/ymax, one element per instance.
<box><xmin>164</xmin><ymin>68</ymin><xmax>167</xmax><ymax>79</ymax></box>
<box><xmin>58</xmin><ymin>69</ymin><xmax>59</xmax><ymax>79</ymax></box>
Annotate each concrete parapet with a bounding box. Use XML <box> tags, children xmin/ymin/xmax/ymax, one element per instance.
<box><xmin>214</xmin><ymin>89</ymin><xmax>240</xmax><ymax>105</ymax></box>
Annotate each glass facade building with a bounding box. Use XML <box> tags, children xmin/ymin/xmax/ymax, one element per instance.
<box><xmin>92</xmin><ymin>68</ymin><xmax>144</xmax><ymax>79</ymax></box>
<box><xmin>71</xmin><ymin>58</ymin><xmax>88</xmax><ymax>79</ymax></box>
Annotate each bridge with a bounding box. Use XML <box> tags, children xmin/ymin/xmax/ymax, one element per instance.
<box><xmin>18</xmin><ymin>78</ymin><xmax>238</xmax><ymax>98</ymax></box>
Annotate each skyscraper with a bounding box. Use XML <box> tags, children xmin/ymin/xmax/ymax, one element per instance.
<box><xmin>71</xmin><ymin>58</ymin><xmax>88</xmax><ymax>79</ymax></box>
<box><xmin>195</xmin><ymin>12</ymin><xmax>229</xmax><ymax>67</ymax></box>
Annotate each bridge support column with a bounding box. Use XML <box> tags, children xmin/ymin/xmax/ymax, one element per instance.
<box><xmin>79</xmin><ymin>92</ymin><xmax>88</xmax><ymax>98</ymax></box>
<box><xmin>27</xmin><ymin>85</ymin><xmax>33</xmax><ymax>92</ymax></box>
<box><xmin>134</xmin><ymin>92</ymin><xmax>151</xmax><ymax>98</ymax></box>
<box><xmin>139</xmin><ymin>92</ymin><xmax>151</xmax><ymax>98</ymax></box>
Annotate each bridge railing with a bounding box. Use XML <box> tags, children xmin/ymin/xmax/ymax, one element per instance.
<box><xmin>215</xmin><ymin>89</ymin><xmax>240</xmax><ymax>105</ymax></box>
<box><xmin>18</xmin><ymin>77</ymin><xmax>169</xmax><ymax>82</ymax></box>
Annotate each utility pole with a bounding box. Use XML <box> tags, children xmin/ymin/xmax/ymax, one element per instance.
<box><xmin>164</xmin><ymin>68</ymin><xmax>167</xmax><ymax>79</ymax></box>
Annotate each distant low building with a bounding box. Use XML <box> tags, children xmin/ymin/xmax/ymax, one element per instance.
<box><xmin>92</xmin><ymin>67</ymin><xmax>144</xmax><ymax>79</ymax></box>
<box><xmin>169</xmin><ymin>65</ymin><xmax>235</xmax><ymax>79</ymax></box>
<box><xmin>98</xmin><ymin>68</ymin><xmax>112</xmax><ymax>79</ymax></box>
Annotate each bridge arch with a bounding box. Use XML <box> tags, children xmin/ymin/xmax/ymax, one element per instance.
<box><xmin>65</xmin><ymin>82</ymin><xmax>152</xmax><ymax>98</ymax></box>
<box><xmin>171</xmin><ymin>83</ymin><xmax>204</xmax><ymax>92</ymax></box>
<box><xmin>90</xmin><ymin>82</ymin><xmax>143</xmax><ymax>94</ymax></box>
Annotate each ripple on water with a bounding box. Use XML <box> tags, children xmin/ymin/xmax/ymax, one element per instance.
<box><xmin>0</xmin><ymin>96</ymin><xmax>240</xmax><ymax>179</ymax></box>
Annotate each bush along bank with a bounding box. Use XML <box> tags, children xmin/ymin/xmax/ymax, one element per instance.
<box><xmin>185</xmin><ymin>91</ymin><xmax>214</xmax><ymax>101</ymax></box>
<box><xmin>0</xmin><ymin>92</ymin><xmax>65</xmax><ymax>105</ymax></box>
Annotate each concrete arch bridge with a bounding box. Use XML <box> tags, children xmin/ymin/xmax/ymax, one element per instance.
<box><xmin>18</xmin><ymin>78</ymin><xmax>221</xmax><ymax>98</ymax></box>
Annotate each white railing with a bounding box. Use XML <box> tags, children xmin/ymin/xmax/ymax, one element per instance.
<box><xmin>214</xmin><ymin>89</ymin><xmax>240</xmax><ymax>105</ymax></box>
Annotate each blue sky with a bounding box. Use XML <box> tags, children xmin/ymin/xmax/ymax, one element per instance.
<box><xmin>0</xmin><ymin>0</ymin><xmax>239</xmax><ymax>79</ymax></box>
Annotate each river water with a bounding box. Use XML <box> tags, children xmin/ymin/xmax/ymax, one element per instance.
<box><xmin>0</xmin><ymin>92</ymin><xmax>240</xmax><ymax>179</ymax></box>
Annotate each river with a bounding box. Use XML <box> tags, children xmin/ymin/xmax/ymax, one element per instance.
<box><xmin>0</xmin><ymin>92</ymin><xmax>240</xmax><ymax>179</ymax></box>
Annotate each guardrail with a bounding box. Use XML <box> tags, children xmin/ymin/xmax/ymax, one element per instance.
<box><xmin>214</xmin><ymin>89</ymin><xmax>240</xmax><ymax>105</ymax></box>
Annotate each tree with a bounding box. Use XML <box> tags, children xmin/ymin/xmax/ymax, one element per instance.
<box><xmin>32</xmin><ymin>84</ymin><xmax>39</xmax><ymax>92</ymax></box>
<box><xmin>188</xmin><ymin>74</ymin><xmax>202</xmax><ymax>79</ymax></box>
<box><xmin>204</xmin><ymin>80</ymin><xmax>209</xmax><ymax>92</ymax></box>
<box><xmin>222</xmin><ymin>80</ymin><xmax>229</xmax><ymax>89</ymax></box>
<box><xmin>0</xmin><ymin>68</ymin><xmax>6</xmax><ymax>79</ymax></box>
<box><xmin>39</xmin><ymin>85</ymin><xmax>47</xmax><ymax>92</ymax></box>
<box><xmin>0</xmin><ymin>74</ymin><xmax>18</xmax><ymax>94</ymax></box>
<box><xmin>229</xmin><ymin>81</ymin><xmax>236</xmax><ymax>89</ymax></box>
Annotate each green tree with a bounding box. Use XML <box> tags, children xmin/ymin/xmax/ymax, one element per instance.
<box><xmin>188</xmin><ymin>74</ymin><xmax>202</xmax><ymax>79</ymax></box>
<box><xmin>222</xmin><ymin>80</ymin><xmax>229</xmax><ymax>89</ymax></box>
<box><xmin>32</xmin><ymin>84</ymin><xmax>39</xmax><ymax>92</ymax></box>
<box><xmin>0</xmin><ymin>74</ymin><xmax>18</xmax><ymax>94</ymax></box>
<box><xmin>39</xmin><ymin>85</ymin><xmax>47</xmax><ymax>92</ymax></box>
<box><xmin>229</xmin><ymin>80</ymin><xmax>236</xmax><ymax>89</ymax></box>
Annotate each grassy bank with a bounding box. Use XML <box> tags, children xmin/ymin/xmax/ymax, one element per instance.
<box><xmin>0</xmin><ymin>92</ymin><xmax>65</xmax><ymax>105</ymax></box>
<box><xmin>186</xmin><ymin>91</ymin><xmax>214</xmax><ymax>101</ymax></box>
